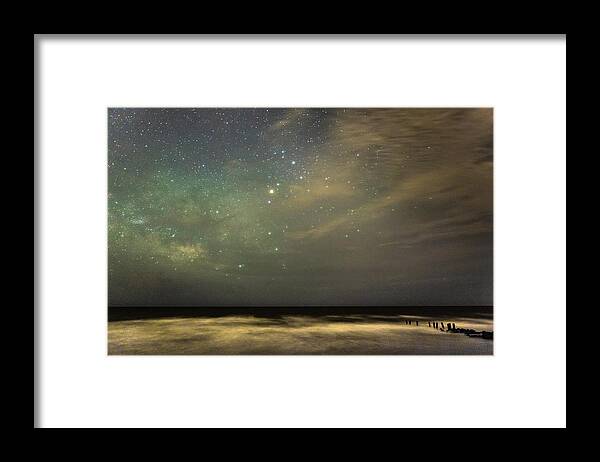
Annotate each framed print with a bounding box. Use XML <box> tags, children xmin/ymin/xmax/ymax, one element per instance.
<box><xmin>35</xmin><ymin>35</ymin><xmax>566</xmax><ymax>428</ymax></box>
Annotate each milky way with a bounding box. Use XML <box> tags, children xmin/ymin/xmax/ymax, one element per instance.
<box><xmin>108</xmin><ymin>108</ymin><xmax>493</xmax><ymax>306</ymax></box>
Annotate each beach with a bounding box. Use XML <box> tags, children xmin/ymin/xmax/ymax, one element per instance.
<box><xmin>108</xmin><ymin>309</ymin><xmax>493</xmax><ymax>355</ymax></box>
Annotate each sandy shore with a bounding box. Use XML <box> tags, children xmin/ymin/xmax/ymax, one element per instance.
<box><xmin>108</xmin><ymin>313</ymin><xmax>493</xmax><ymax>355</ymax></box>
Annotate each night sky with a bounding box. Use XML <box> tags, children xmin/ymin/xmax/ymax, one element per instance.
<box><xmin>108</xmin><ymin>108</ymin><xmax>492</xmax><ymax>307</ymax></box>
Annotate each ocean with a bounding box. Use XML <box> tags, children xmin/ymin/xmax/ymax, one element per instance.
<box><xmin>108</xmin><ymin>308</ymin><xmax>493</xmax><ymax>355</ymax></box>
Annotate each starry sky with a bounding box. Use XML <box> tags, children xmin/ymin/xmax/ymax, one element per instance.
<box><xmin>108</xmin><ymin>108</ymin><xmax>493</xmax><ymax>307</ymax></box>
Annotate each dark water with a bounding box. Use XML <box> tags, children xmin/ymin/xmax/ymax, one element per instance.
<box><xmin>108</xmin><ymin>312</ymin><xmax>493</xmax><ymax>355</ymax></box>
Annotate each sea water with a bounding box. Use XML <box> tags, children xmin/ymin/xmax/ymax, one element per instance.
<box><xmin>108</xmin><ymin>314</ymin><xmax>493</xmax><ymax>355</ymax></box>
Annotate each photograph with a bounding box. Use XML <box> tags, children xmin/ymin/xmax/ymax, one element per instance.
<box><xmin>107</xmin><ymin>107</ymin><xmax>493</xmax><ymax>355</ymax></box>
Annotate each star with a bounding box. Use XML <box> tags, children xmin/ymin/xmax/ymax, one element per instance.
<box><xmin>108</xmin><ymin>107</ymin><xmax>493</xmax><ymax>307</ymax></box>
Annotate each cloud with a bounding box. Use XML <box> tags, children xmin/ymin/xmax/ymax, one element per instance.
<box><xmin>108</xmin><ymin>108</ymin><xmax>493</xmax><ymax>306</ymax></box>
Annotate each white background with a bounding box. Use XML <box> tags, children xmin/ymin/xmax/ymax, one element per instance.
<box><xmin>36</xmin><ymin>36</ymin><xmax>566</xmax><ymax>428</ymax></box>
